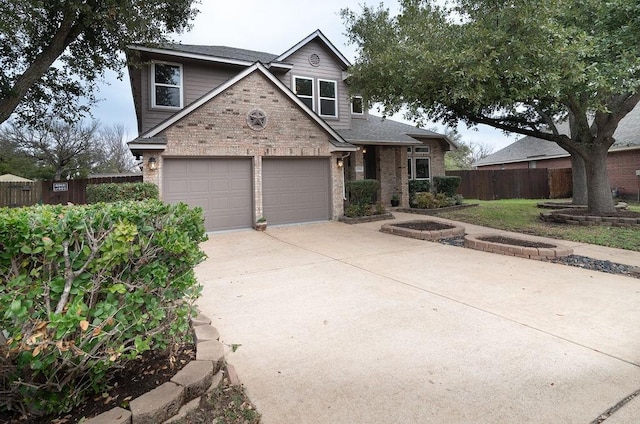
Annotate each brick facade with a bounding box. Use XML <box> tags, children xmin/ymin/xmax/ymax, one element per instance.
<box><xmin>143</xmin><ymin>70</ymin><xmax>346</xmax><ymax>220</ymax></box>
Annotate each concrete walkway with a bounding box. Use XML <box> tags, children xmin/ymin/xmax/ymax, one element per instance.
<box><xmin>195</xmin><ymin>214</ymin><xmax>640</xmax><ymax>423</ymax></box>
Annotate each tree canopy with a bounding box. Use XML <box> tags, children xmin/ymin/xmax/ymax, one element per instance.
<box><xmin>0</xmin><ymin>0</ymin><xmax>199</xmax><ymax>127</ymax></box>
<box><xmin>343</xmin><ymin>0</ymin><xmax>640</xmax><ymax>213</ymax></box>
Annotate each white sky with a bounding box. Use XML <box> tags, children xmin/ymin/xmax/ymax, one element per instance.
<box><xmin>91</xmin><ymin>0</ymin><xmax>517</xmax><ymax>150</ymax></box>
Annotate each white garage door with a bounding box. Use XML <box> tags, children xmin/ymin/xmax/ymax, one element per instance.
<box><xmin>262</xmin><ymin>158</ymin><xmax>330</xmax><ymax>225</ymax></box>
<box><xmin>163</xmin><ymin>158</ymin><xmax>253</xmax><ymax>232</ymax></box>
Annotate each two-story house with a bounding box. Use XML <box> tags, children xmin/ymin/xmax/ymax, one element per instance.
<box><xmin>127</xmin><ymin>30</ymin><xmax>456</xmax><ymax>232</ymax></box>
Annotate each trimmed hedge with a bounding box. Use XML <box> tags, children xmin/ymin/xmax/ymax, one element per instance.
<box><xmin>346</xmin><ymin>179</ymin><xmax>379</xmax><ymax>206</ymax></box>
<box><xmin>0</xmin><ymin>200</ymin><xmax>206</xmax><ymax>415</ymax></box>
<box><xmin>433</xmin><ymin>176</ymin><xmax>461</xmax><ymax>197</ymax></box>
<box><xmin>86</xmin><ymin>182</ymin><xmax>159</xmax><ymax>203</ymax></box>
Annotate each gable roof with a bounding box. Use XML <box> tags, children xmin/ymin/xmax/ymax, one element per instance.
<box><xmin>476</xmin><ymin>105</ymin><xmax>640</xmax><ymax>166</ymax></box>
<box><xmin>336</xmin><ymin>116</ymin><xmax>457</xmax><ymax>149</ymax></box>
<box><xmin>0</xmin><ymin>173</ymin><xmax>33</xmax><ymax>182</ymax></box>
<box><xmin>129</xmin><ymin>62</ymin><xmax>356</xmax><ymax>153</ymax></box>
<box><xmin>276</xmin><ymin>29</ymin><xmax>351</xmax><ymax>69</ymax></box>
<box><xmin>128</xmin><ymin>44</ymin><xmax>281</xmax><ymax>67</ymax></box>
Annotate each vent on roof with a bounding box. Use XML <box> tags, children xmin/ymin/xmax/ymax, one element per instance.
<box><xmin>309</xmin><ymin>53</ymin><xmax>320</xmax><ymax>67</ymax></box>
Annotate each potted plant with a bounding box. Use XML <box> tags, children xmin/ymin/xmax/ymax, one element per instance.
<box><xmin>254</xmin><ymin>216</ymin><xmax>267</xmax><ymax>231</ymax></box>
<box><xmin>390</xmin><ymin>193</ymin><xmax>400</xmax><ymax>207</ymax></box>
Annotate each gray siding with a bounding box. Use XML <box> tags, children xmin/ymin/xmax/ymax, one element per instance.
<box><xmin>139</xmin><ymin>58</ymin><xmax>239</xmax><ymax>134</ymax></box>
<box><xmin>277</xmin><ymin>40</ymin><xmax>352</xmax><ymax>130</ymax></box>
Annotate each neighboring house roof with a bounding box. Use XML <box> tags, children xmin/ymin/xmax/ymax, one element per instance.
<box><xmin>276</xmin><ymin>29</ymin><xmax>351</xmax><ymax>69</ymax></box>
<box><xmin>337</xmin><ymin>116</ymin><xmax>457</xmax><ymax>149</ymax></box>
<box><xmin>129</xmin><ymin>62</ymin><xmax>356</xmax><ymax>153</ymax></box>
<box><xmin>0</xmin><ymin>173</ymin><xmax>33</xmax><ymax>182</ymax></box>
<box><xmin>476</xmin><ymin>105</ymin><xmax>640</xmax><ymax>166</ymax></box>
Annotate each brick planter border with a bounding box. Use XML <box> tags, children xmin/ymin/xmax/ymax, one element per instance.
<box><xmin>464</xmin><ymin>234</ymin><xmax>573</xmax><ymax>260</ymax></box>
<box><xmin>380</xmin><ymin>220</ymin><xmax>465</xmax><ymax>241</ymax></box>
<box><xmin>339</xmin><ymin>212</ymin><xmax>395</xmax><ymax>224</ymax></box>
<box><xmin>85</xmin><ymin>310</ymin><xmax>235</xmax><ymax>424</ymax></box>
<box><xmin>540</xmin><ymin>210</ymin><xmax>640</xmax><ymax>227</ymax></box>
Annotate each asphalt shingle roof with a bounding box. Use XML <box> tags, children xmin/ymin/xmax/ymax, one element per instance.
<box><xmin>476</xmin><ymin>105</ymin><xmax>640</xmax><ymax>166</ymax></box>
<box><xmin>337</xmin><ymin>116</ymin><xmax>451</xmax><ymax>146</ymax></box>
<box><xmin>159</xmin><ymin>44</ymin><xmax>279</xmax><ymax>64</ymax></box>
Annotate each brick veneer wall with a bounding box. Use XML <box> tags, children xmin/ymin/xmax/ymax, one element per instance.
<box><xmin>143</xmin><ymin>71</ymin><xmax>346</xmax><ymax>220</ymax></box>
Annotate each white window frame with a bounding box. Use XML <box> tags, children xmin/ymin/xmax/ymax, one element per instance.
<box><xmin>318</xmin><ymin>78</ymin><xmax>338</xmax><ymax>118</ymax></box>
<box><xmin>293</xmin><ymin>75</ymin><xmax>315</xmax><ymax>111</ymax></box>
<box><xmin>414</xmin><ymin>146</ymin><xmax>430</xmax><ymax>154</ymax></box>
<box><xmin>413</xmin><ymin>157</ymin><xmax>431</xmax><ymax>180</ymax></box>
<box><xmin>151</xmin><ymin>61</ymin><xmax>183</xmax><ymax>109</ymax></box>
<box><xmin>351</xmin><ymin>96</ymin><xmax>364</xmax><ymax>115</ymax></box>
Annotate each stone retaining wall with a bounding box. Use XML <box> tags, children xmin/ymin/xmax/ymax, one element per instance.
<box><xmin>540</xmin><ymin>211</ymin><xmax>640</xmax><ymax>227</ymax></box>
<box><xmin>85</xmin><ymin>311</ymin><xmax>234</xmax><ymax>424</ymax></box>
<box><xmin>380</xmin><ymin>221</ymin><xmax>465</xmax><ymax>241</ymax></box>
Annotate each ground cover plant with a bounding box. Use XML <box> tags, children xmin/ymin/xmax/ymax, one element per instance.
<box><xmin>435</xmin><ymin>199</ymin><xmax>640</xmax><ymax>251</ymax></box>
<box><xmin>0</xmin><ymin>200</ymin><xmax>207</xmax><ymax>416</ymax></box>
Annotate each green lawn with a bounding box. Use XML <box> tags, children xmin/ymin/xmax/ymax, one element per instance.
<box><xmin>435</xmin><ymin>199</ymin><xmax>640</xmax><ymax>252</ymax></box>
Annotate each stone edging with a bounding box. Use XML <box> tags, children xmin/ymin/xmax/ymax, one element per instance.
<box><xmin>339</xmin><ymin>212</ymin><xmax>395</xmax><ymax>224</ymax></box>
<box><xmin>464</xmin><ymin>234</ymin><xmax>573</xmax><ymax>260</ymax></box>
<box><xmin>540</xmin><ymin>210</ymin><xmax>640</xmax><ymax>227</ymax></box>
<box><xmin>85</xmin><ymin>310</ymin><xmax>235</xmax><ymax>424</ymax></box>
<box><xmin>395</xmin><ymin>203</ymin><xmax>479</xmax><ymax>215</ymax></box>
<box><xmin>380</xmin><ymin>220</ymin><xmax>465</xmax><ymax>241</ymax></box>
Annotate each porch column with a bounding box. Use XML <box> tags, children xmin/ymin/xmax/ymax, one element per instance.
<box><xmin>397</xmin><ymin>147</ymin><xmax>409</xmax><ymax>207</ymax></box>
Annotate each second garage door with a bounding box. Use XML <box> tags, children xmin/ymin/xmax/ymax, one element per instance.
<box><xmin>262</xmin><ymin>158</ymin><xmax>330</xmax><ymax>225</ymax></box>
<box><xmin>163</xmin><ymin>158</ymin><xmax>253</xmax><ymax>232</ymax></box>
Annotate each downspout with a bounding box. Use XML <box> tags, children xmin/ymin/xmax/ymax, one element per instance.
<box><xmin>341</xmin><ymin>152</ymin><xmax>351</xmax><ymax>201</ymax></box>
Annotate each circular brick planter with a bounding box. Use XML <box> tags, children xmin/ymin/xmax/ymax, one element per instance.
<box><xmin>380</xmin><ymin>220</ymin><xmax>465</xmax><ymax>241</ymax></box>
<box><xmin>464</xmin><ymin>234</ymin><xmax>573</xmax><ymax>260</ymax></box>
<box><xmin>540</xmin><ymin>210</ymin><xmax>640</xmax><ymax>227</ymax></box>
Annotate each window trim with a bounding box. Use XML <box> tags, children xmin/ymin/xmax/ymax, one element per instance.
<box><xmin>413</xmin><ymin>157</ymin><xmax>431</xmax><ymax>180</ymax></box>
<box><xmin>292</xmin><ymin>75</ymin><xmax>315</xmax><ymax>111</ymax></box>
<box><xmin>151</xmin><ymin>61</ymin><xmax>183</xmax><ymax>110</ymax></box>
<box><xmin>318</xmin><ymin>78</ymin><xmax>338</xmax><ymax>118</ymax></box>
<box><xmin>351</xmin><ymin>96</ymin><xmax>364</xmax><ymax>115</ymax></box>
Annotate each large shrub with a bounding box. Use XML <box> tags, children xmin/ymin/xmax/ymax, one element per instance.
<box><xmin>433</xmin><ymin>176</ymin><xmax>461</xmax><ymax>197</ymax></box>
<box><xmin>0</xmin><ymin>200</ymin><xmax>206</xmax><ymax>415</ymax></box>
<box><xmin>409</xmin><ymin>180</ymin><xmax>431</xmax><ymax>198</ymax></box>
<box><xmin>346</xmin><ymin>179</ymin><xmax>379</xmax><ymax>207</ymax></box>
<box><xmin>86</xmin><ymin>182</ymin><xmax>159</xmax><ymax>203</ymax></box>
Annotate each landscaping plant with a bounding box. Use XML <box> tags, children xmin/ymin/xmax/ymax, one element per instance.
<box><xmin>86</xmin><ymin>182</ymin><xmax>159</xmax><ymax>203</ymax></box>
<box><xmin>0</xmin><ymin>200</ymin><xmax>207</xmax><ymax>415</ymax></box>
<box><xmin>345</xmin><ymin>179</ymin><xmax>380</xmax><ymax>217</ymax></box>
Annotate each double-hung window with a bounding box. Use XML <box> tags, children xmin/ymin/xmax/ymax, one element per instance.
<box><xmin>318</xmin><ymin>79</ymin><xmax>337</xmax><ymax>117</ymax></box>
<box><xmin>151</xmin><ymin>62</ymin><xmax>183</xmax><ymax>109</ymax></box>
<box><xmin>407</xmin><ymin>146</ymin><xmax>431</xmax><ymax>180</ymax></box>
<box><xmin>351</xmin><ymin>96</ymin><xmax>364</xmax><ymax>115</ymax></box>
<box><xmin>294</xmin><ymin>76</ymin><xmax>314</xmax><ymax>110</ymax></box>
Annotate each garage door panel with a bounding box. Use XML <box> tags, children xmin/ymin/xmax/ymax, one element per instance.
<box><xmin>163</xmin><ymin>158</ymin><xmax>252</xmax><ymax>232</ymax></box>
<box><xmin>263</xmin><ymin>158</ymin><xmax>330</xmax><ymax>226</ymax></box>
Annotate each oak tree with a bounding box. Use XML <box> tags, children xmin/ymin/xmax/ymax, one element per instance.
<box><xmin>343</xmin><ymin>0</ymin><xmax>640</xmax><ymax>213</ymax></box>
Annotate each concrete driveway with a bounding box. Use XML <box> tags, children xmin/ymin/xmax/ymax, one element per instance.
<box><xmin>195</xmin><ymin>217</ymin><xmax>640</xmax><ymax>423</ymax></box>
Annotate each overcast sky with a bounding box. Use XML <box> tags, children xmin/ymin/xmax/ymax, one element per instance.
<box><xmin>91</xmin><ymin>0</ymin><xmax>517</xmax><ymax>150</ymax></box>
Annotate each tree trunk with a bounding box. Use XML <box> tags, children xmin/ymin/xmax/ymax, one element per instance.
<box><xmin>570</xmin><ymin>154</ymin><xmax>587</xmax><ymax>205</ymax></box>
<box><xmin>584</xmin><ymin>148</ymin><xmax>615</xmax><ymax>214</ymax></box>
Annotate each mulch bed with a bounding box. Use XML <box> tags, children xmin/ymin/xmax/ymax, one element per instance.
<box><xmin>393</xmin><ymin>221</ymin><xmax>454</xmax><ymax>231</ymax></box>
<box><xmin>1</xmin><ymin>343</ymin><xmax>196</xmax><ymax>424</ymax></box>
<box><xmin>478</xmin><ymin>235</ymin><xmax>556</xmax><ymax>249</ymax></box>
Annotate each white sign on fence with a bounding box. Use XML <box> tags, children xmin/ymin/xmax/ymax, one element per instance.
<box><xmin>52</xmin><ymin>182</ymin><xmax>68</xmax><ymax>192</ymax></box>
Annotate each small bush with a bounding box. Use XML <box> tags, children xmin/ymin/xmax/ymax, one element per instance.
<box><xmin>409</xmin><ymin>180</ymin><xmax>431</xmax><ymax>199</ymax></box>
<box><xmin>414</xmin><ymin>192</ymin><xmax>456</xmax><ymax>209</ymax></box>
<box><xmin>86</xmin><ymin>182</ymin><xmax>159</xmax><ymax>203</ymax></box>
<box><xmin>0</xmin><ymin>200</ymin><xmax>206</xmax><ymax>415</ymax></box>
<box><xmin>346</xmin><ymin>179</ymin><xmax>379</xmax><ymax>206</ymax></box>
<box><xmin>345</xmin><ymin>203</ymin><xmax>368</xmax><ymax>217</ymax></box>
<box><xmin>433</xmin><ymin>176</ymin><xmax>461</xmax><ymax>197</ymax></box>
<box><xmin>374</xmin><ymin>201</ymin><xmax>386</xmax><ymax>215</ymax></box>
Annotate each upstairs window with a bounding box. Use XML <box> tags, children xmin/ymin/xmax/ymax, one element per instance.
<box><xmin>152</xmin><ymin>62</ymin><xmax>183</xmax><ymax>109</ymax></box>
<box><xmin>294</xmin><ymin>76</ymin><xmax>314</xmax><ymax>110</ymax></box>
<box><xmin>318</xmin><ymin>79</ymin><xmax>337</xmax><ymax>117</ymax></box>
<box><xmin>351</xmin><ymin>96</ymin><xmax>364</xmax><ymax>115</ymax></box>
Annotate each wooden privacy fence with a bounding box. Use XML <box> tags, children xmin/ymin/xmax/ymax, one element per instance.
<box><xmin>446</xmin><ymin>168</ymin><xmax>572</xmax><ymax>200</ymax></box>
<box><xmin>0</xmin><ymin>181</ymin><xmax>42</xmax><ymax>208</ymax></box>
<box><xmin>0</xmin><ymin>175</ymin><xmax>143</xmax><ymax>207</ymax></box>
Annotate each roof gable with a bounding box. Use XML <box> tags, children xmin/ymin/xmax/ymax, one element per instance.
<box><xmin>135</xmin><ymin>62</ymin><xmax>355</xmax><ymax>152</ymax></box>
<box><xmin>276</xmin><ymin>30</ymin><xmax>351</xmax><ymax>69</ymax></box>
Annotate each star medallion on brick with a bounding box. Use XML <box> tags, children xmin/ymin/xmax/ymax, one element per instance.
<box><xmin>247</xmin><ymin>109</ymin><xmax>267</xmax><ymax>131</ymax></box>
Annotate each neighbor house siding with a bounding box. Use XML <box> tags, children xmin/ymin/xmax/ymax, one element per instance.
<box><xmin>152</xmin><ymin>71</ymin><xmax>345</xmax><ymax>219</ymax></box>
<box><xmin>277</xmin><ymin>40</ymin><xmax>351</xmax><ymax>130</ymax></box>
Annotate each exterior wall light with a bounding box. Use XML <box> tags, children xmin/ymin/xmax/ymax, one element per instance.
<box><xmin>148</xmin><ymin>157</ymin><xmax>157</xmax><ymax>171</ymax></box>
<box><xmin>362</xmin><ymin>147</ymin><xmax>367</xmax><ymax>154</ymax></box>
<box><xmin>337</xmin><ymin>158</ymin><xmax>344</xmax><ymax>168</ymax></box>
